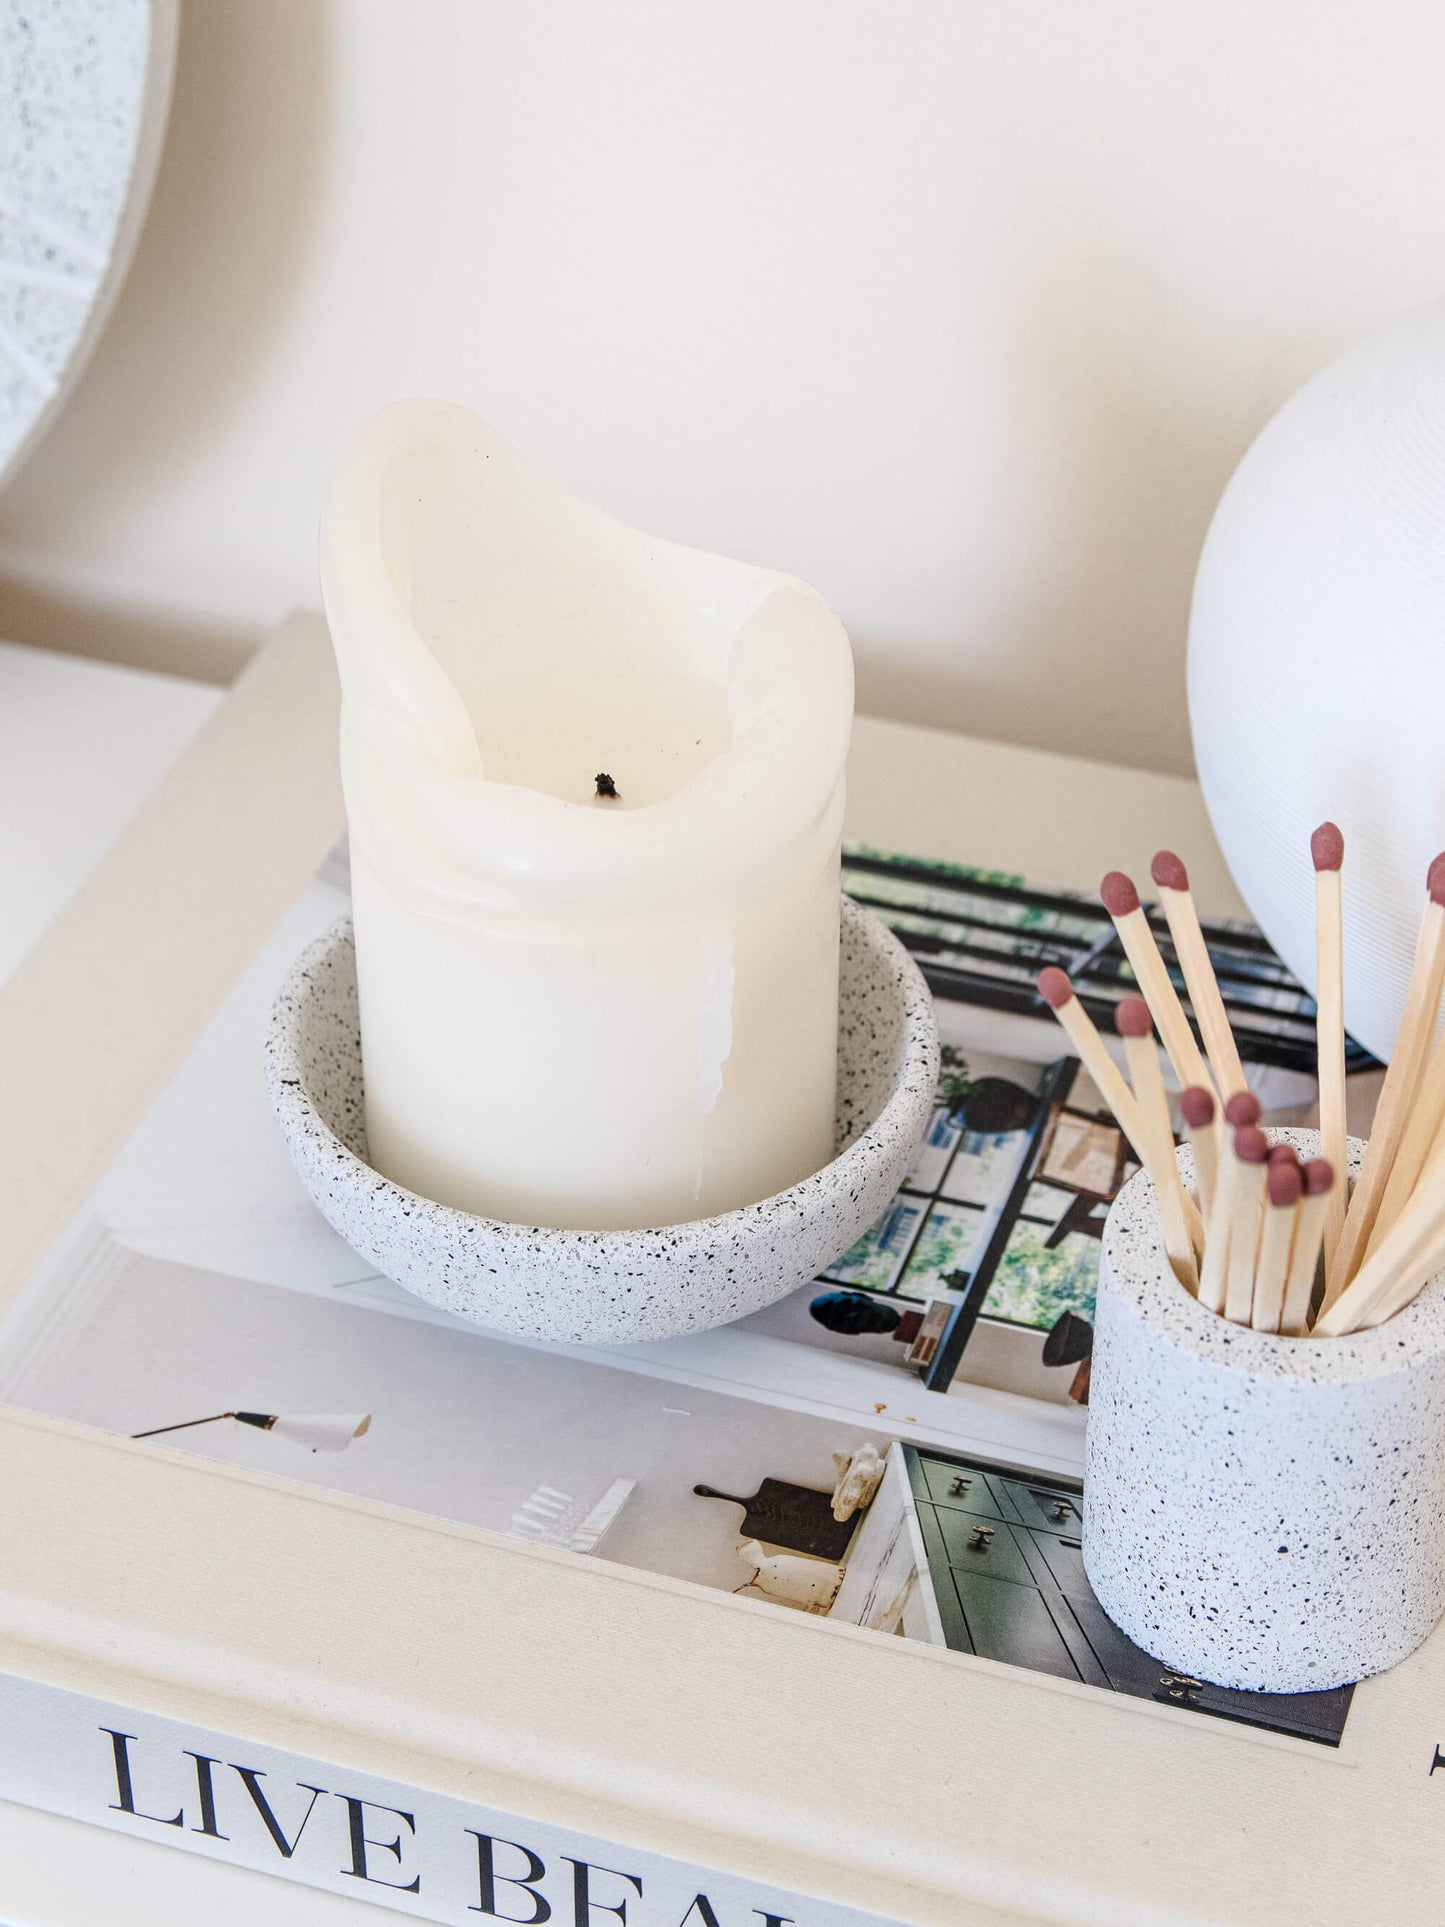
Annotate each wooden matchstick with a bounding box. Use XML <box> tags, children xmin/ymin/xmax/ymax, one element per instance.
<box><xmin>1330</xmin><ymin>853</ymin><xmax>1445</xmax><ymax>1294</ymax></box>
<box><xmin>1036</xmin><ymin>969</ymin><xmax>1205</xmax><ymax>1253</ymax></box>
<box><xmin>1224</xmin><ymin>1089</ymin><xmax>1261</xmax><ymax>1131</ymax></box>
<box><xmin>1359</xmin><ymin>1213</ymin><xmax>1445</xmax><ymax>1329</ymax></box>
<box><xmin>1197</xmin><ymin>1168</ymin><xmax>1232</xmax><ymax>1316</ymax></box>
<box><xmin>1100</xmin><ymin>872</ymin><xmax>1216</xmax><ymax>1102</ymax></box>
<box><xmin>1115</xmin><ymin>997</ymin><xmax>1199</xmax><ymax>1291</ymax></box>
<box><xmin>1151</xmin><ymin>851</ymin><xmax>1247</xmax><ymax>1102</ymax></box>
<box><xmin>1252</xmin><ymin>1154</ymin><xmax>1301</xmax><ymax>1334</ymax></box>
<box><xmin>1223</xmin><ymin>1125</ymin><xmax>1269</xmax><ymax>1325</ymax></box>
<box><xmin>1311</xmin><ymin>823</ymin><xmax>1348</xmax><ymax>1296</ymax></box>
<box><xmin>1196</xmin><ymin>1093</ymin><xmax>1261</xmax><ymax>1315</ymax></box>
<box><xmin>1037</xmin><ymin>968</ymin><xmax>1148</xmax><ymax>1153</ymax></box>
<box><xmin>1281</xmin><ymin>1158</ymin><xmax>1333</xmax><ymax>1336</ymax></box>
<box><xmin>1366</xmin><ymin>1019</ymin><xmax>1445</xmax><ymax>1263</ymax></box>
<box><xmin>1315</xmin><ymin>1139</ymin><xmax>1445</xmax><ymax>1335</ymax></box>
<box><xmin>1179</xmin><ymin>1086</ymin><xmax>1218</xmax><ymax>1222</ymax></box>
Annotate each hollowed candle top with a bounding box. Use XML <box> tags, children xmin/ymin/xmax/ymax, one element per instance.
<box><xmin>320</xmin><ymin>401</ymin><xmax>853</xmax><ymax>924</ymax></box>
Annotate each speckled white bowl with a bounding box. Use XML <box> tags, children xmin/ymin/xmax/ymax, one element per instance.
<box><xmin>265</xmin><ymin>897</ymin><xmax>939</xmax><ymax>1345</ymax></box>
<box><xmin>1085</xmin><ymin>1131</ymin><xmax>1445</xmax><ymax>1693</ymax></box>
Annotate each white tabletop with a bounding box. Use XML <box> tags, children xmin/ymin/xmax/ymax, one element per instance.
<box><xmin>0</xmin><ymin>643</ymin><xmax>221</xmax><ymax>987</ymax></box>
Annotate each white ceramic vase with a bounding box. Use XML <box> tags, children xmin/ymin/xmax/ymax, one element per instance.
<box><xmin>1084</xmin><ymin>1134</ymin><xmax>1445</xmax><ymax>1693</ymax></box>
<box><xmin>1188</xmin><ymin>301</ymin><xmax>1445</xmax><ymax>1065</ymax></box>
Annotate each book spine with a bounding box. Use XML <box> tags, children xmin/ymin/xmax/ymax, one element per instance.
<box><xmin>0</xmin><ymin>1668</ymin><xmax>901</xmax><ymax>1926</ymax></box>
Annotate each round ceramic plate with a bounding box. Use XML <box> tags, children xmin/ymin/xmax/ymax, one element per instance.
<box><xmin>0</xmin><ymin>0</ymin><xmax>177</xmax><ymax>484</ymax></box>
<box><xmin>265</xmin><ymin>897</ymin><xmax>940</xmax><ymax>1346</ymax></box>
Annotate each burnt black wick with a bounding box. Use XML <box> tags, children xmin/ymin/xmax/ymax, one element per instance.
<box><xmin>594</xmin><ymin>772</ymin><xmax>620</xmax><ymax>800</ymax></box>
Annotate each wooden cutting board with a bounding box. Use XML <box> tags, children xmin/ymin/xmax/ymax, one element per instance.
<box><xmin>692</xmin><ymin>1479</ymin><xmax>857</xmax><ymax>1560</ymax></box>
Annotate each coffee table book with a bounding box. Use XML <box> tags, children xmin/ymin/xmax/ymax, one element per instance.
<box><xmin>0</xmin><ymin>615</ymin><xmax>1439</xmax><ymax>1927</ymax></box>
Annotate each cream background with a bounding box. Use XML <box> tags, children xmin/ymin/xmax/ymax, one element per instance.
<box><xmin>2</xmin><ymin>0</ymin><xmax>1444</xmax><ymax>773</ymax></box>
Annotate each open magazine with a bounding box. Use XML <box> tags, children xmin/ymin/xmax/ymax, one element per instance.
<box><xmin>0</xmin><ymin>841</ymin><xmax>1372</xmax><ymax>1747</ymax></box>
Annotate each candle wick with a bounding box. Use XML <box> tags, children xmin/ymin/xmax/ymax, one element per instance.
<box><xmin>594</xmin><ymin>772</ymin><xmax>620</xmax><ymax>800</ymax></box>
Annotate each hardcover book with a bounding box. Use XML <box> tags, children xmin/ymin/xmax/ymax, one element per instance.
<box><xmin>10</xmin><ymin>631</ymin><xmax>1442</xmax><ymax>1926</ymax></box>
<box><xmin>0</xmin><ymin>825</ymin><xmax>1388</xmax><ymax>1921</ymax></box>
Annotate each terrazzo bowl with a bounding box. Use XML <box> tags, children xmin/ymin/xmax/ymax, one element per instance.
<box><xmin>265</xmin><ymin>896</ymin><xmax>939</xmax><ymax>1346</ymax></box>
<box><xmin>1085</xmin><ymin>1131</ymin><xmax>1445</xmax><ymax>1694</ymax></box>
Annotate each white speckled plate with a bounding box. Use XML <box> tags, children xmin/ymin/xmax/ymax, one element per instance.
<box><xmin>265</xmin><ymin>896</ymin><xmax>940</xmax><ymax>1345</ymax></box>
<box><xmin>0</xmin><ymin>0</ymin><xmax>176</xmax><ymax>483</ymax></box>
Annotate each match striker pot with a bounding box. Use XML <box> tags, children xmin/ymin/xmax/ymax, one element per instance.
<box><xmin>1085</xmin><ymin>1134</ymin><xmax>1445</xmax><ymax>1693</ymax></box>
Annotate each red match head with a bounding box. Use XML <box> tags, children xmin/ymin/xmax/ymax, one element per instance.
<box><xmin>1115</xmin><ymin>996</ymin><xmax>1153</xmax><ymax>1039</ymax></box>
<box><xmin>1303</xmin><ymin>1158</ymin><xmax>1335</xmax><ymax>1198</ymax></box>
<box><xmin>1310</xmin><ymin>822</ymin><xmax>1344</xmax><ymax>873</ymax></box>
<box><xmin>1100</xmin><ymin>871</ymin><xmax>1141</xmax><ymax>918</ymax></box>
<box><xmin>1037</xmin><ymin>967</ymin><xmax>1075</xmax><ymax>1010</ymax></box>
<box><xmin>1267</xmin><ymin>1143</ymin><xmax>1297</xmax><ymax>1165</ymax></box>
<box><xmin>1150</xmin><ymin>850</ymin><xmax>1189</xmax><ymax>893</ymax></box>
<box><xmin>1234</xmin><ymin>1125</ymin><xmax>1269</xmax><ymax>1165</ymax></box>
<box><xmin>1224</xmin><ymin>1090</ymin><xmax>1261</xmax><ymax>1129</ymax></box>
<box><xmin>1179</xmin><ymin>1086</ymin><xmax>1215</xmax><ymax>1130</ymax></box>
<box><xmin>1268</xmin><ymin>1159</ymin><xmax>1303</xmax><ymax>1209</ymax></box>
<box><xmin>1429</xmin><ymin>853</ymin><xmax>1445</xmax><ymax>907</ymax></box>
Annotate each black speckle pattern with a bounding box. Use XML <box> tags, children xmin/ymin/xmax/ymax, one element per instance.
<box><xmin>0</xmin><ymin>1</ymin><xmax>156</xmax><ymax>469</ymax></box>
<box><xmin>263</xmin><ymin>897</ymin><xmax>940</xmax><ymax>1346</ymax></box>
<box><xmin>1084</xmin><ymin>1133</ymin><xmax>1445</xmax><ymax>1692</ymax></box>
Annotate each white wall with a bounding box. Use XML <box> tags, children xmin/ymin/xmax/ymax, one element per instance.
<box><xmin>1</xmin><ymin>0</ymin><xmax>1443</xmax><ymax>773</ymax></box>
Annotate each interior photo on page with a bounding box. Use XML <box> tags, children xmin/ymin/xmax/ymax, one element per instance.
<box><xmin>0</xmin><ymin>842</ymin><xmax>1375</xmax><ymax>1748</ymax></box>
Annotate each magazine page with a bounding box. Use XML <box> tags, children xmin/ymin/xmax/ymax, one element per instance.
<box><xmin>0</xmin><ymin>841</ymin><xmax>1377</xmax><ymax>1750</ymax></box>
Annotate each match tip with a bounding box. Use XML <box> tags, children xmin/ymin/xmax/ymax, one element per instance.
<box><xmin>1267</xmin><ymin>1143</ymin><xmax>1297</xmax><ymax>1164</ymax></box>
<box><xmin>1179</xmin><ymin>1086</ymin><xmax>1215</xmax><ymax>1130</ymax></box>
<box><xmin>1115</xmin><ymin>996</ymin><xmax>1153</xmax><ymax>1039</ymax></box>
<box><xmin>1268</xmin><ymin>1159</ymin><xmax>1303</xmax><ymax>1208</ymax></box>
<box><xmin>1304</xmin><ymin>1157</ymin><xmax>1335</xmax><ymax>1198</ymax></box>
<box><xmin>1150</xmin><ymin>850</ymin><xmax>1189</xmax><ymax>893</ymax></box>
<box><xmin>1223</xmin><ymin>1090</ymin><xmax>1262</xmax><ymax>1128</ymax></box>
<box><xmin>1429</xmin><ymin>852</ymin><xmax>1445</xmax><ymax>906</ymax></box>
<box><xmin>1310</xmin><ymin>822</ymin><xmax>1344</xmax><ymax>873</ymax></box>
<box><xmin>1100</xmin><ymin>871</ymin><xmax>1141</xmax><ymax>917</ymax></box>
<box><xmin>1234</xmin><ymin>1125</ymin><xmax>1269</xmax><ymax>1165</ymax></box>
<box><xmin>1036</xmin><ymin>966</ymin><xmax>1075</xmax><ymax>1010</ymax></box>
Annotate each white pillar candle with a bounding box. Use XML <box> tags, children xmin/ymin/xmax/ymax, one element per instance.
<box><xmin>320</xmin><ymin>402</ymin><xmax>854</xmax><ymax>1233</ymax></box>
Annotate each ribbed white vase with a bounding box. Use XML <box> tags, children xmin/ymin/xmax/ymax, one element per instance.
<box><xmin>1188</xmin><ymin>302</ymin><xmax>1445</xmax><ymax>1064</ymax></box>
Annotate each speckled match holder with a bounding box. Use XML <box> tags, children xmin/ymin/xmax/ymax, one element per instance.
<box><xmin>1085</xmin><ymin>1131</ymin><xmax>1445</xmax><ymax>1694</ymax></box>
<box><xmin>266</xmin><ymin>896</ymin><xmax>939</xmax><ymax>1347</ymax></box>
